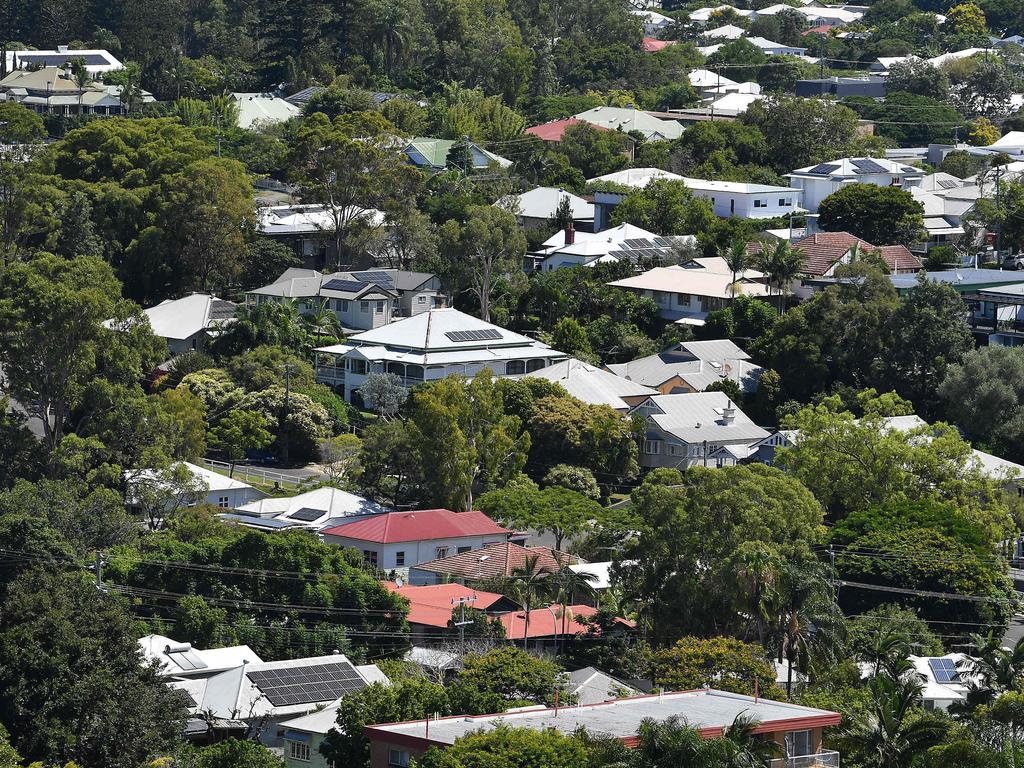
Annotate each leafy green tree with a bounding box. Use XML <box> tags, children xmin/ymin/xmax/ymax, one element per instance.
<box><xmin>320</xmin><ymin>679</ymin><xmax>451</xmax><ymax>767</ymax></box>
<box><xmin>240</xmin><ymin>239</ymin><xmax>301</xmax><ymax>290</ymax></box>
<box><xmin>0</xmin><ymin>102</ymin><xmax>45</xmax><ymax>143</ymax></box>
<box><xmin>817</xmin><ymin>184</ymin><xmax>926</xmax><ymax>247</ymax></box>
<box><xmin>551</xmin><ymin>317</ymin><xmax>593</xmax><ymax>357</ymax></box>
<box><xmin>554</xmin><ymin>122</ymin><xmax>631</xmax><ymax>180</ymax></box>
<box><xmin>416</xmin><ymin>726</ymin><xmax>590</xmax><ymax>768</ymax></box>
<box><xmin>409</xmin><ymin>371</ymin><xmax>529</xmax><ymax>510</ymax></box>
<box><xmin>543</xmin><ymin>464</ymin><xmax>600</xmax><ymax>499</ymax></box>
<box><xmin>884</xmin><ymin>59</ymin><xmax>951</xmax><ymax>100</ymax></box>
<box><xmin>209</xmin><ymin>409</ymin><xmax>274</xmax><ymax>462</ymax></box>
<box><xmin>651</xmin><ymin>636</ymin><xmax>782</xmax><ymax>698</ymax></box>
<box><xmin>479</xmin><ymin>479</ymin><xmax>605</xmax><ymax>550</ymax></box>
<box><xmin>0</xmin><ymin>253</ymin><xmax>165</xmax><ymax>461</ymax></box>
<box><xmin>609</xmin><ymin>179</ymin><xmax>716</xmax><ymax>236</ymax></box>
<box><xmin>947</xmin><ymin>1</ymin><xmax>988</xmax><ymax>35</ymax></box>
<box><xmin>708</xmin><ymin>39</ymin><xmax>768</xmax><ymax>72</ymax></box>
<box><xmin>0</xmin><ymin>569</ymin><xmax>186</xmax><ymax>768</ymax></box>
<box><xmin>357</xmin><ymin>372</ymin><xmax>409</xmax><ymax>418</ymax></box>
<box><xmin>448</xmin><ymin>647</ymin><xmax>570</xmax><ymax>713</ymax></box>
<box><xmin>438</xmin><ymin>205</ymin><xmax>526</xmax><ymax>323</ymax></box>
<box><xmin>185</xmin><ymin>739</ymin><xmax>286</xmax><ymax>768</ymax></box>
<box><xmin>849</xmin><ymin>605</ymin><xmax>945</xmax><ymax>661</ymax></box>
<box><xmin>358</xmin><ymin>420</ymin><xmax>425</xmax><ymax>508</ymax></box>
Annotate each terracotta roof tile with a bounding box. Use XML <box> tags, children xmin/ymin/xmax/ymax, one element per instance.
<box><xmin>383</xmin><ymin>582</ymin><xmax>515</xmax><ymax>628</ymax></box>
<box><xmin>411</xmin><ymin>542</ymin><xmax>576</xmax><ymax>580</ymax></box>
<box><xmin>748</xmin><ymin>232</ymin><xmax>922</xmax><ymax>276</ymax></box>
<box><xmin>499</xmin><ymin>604</ymin><xmax>636</xmax><ymax>639</ymax></box>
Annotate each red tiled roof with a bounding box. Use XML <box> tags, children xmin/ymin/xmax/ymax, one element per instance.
<box><xmin>748</xmin><ymin>232</ymin><xmax>922</xmax><ymax>277</ymax></box>
<box><xmin>802</xmin><ymin>25</ymin><xmax>832</xmax><ymax>35</ymax></box>
<box><xmin>525</xmin><ymin>118</ymin><xmax>611</xmax><ymax>142</ymax></box>
<box><xmin>383</xmin><ymin>582</ymin><xmax>514</xmax><ymax>628</ymax></box>
<box><xmin>642</xmin><ymin>37</ymin><xmax>678</xmax><ymax>52</ymax></box>
<box><xmin>321</xmin><ymin>510</ymin><xmax>510</xmax><ymax>544</ymax></box>
<box><xmin>411</xmin><ymin>542</ymin><xmax>576</xmax><ymax>580</ymax></box>
<box><xmin>499</xmin><ymin>603</ymin><xmax>636</xmax><ymax>639</ymax></box>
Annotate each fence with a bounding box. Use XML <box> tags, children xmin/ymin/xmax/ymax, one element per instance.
<box><xmin>769</xmin><ymin>751</ymin><xmax>840</xmax><ymax>768</ymax></box>
<box><xmin>202</xmin><ymin>459</ymin><xmax>307</xmax><ymax>490</ymax></box>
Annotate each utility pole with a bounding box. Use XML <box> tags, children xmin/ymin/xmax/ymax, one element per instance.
<box><xmin>94</xmin><ymin>551</ymin><xmax>105</xmax><ymax>591</ymax></box>
<box><xmin>281</xmin><ymin>363</ymin><xmax>292</xmax><ymax>465</ymax></box>
<box><xmin>452</xmin><ymin>593</ymin><xmax>477</xmax><ymax>658</ymax></box>
<box><xmin>462</xmin><ymin>135</ymin><xmax>471</xmax><ymax>176</ymax></box>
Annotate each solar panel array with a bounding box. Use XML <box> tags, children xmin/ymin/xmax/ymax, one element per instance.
<box><xmin>352</xmin><ymin>270</ymin><xmax>395</xmax><ymax>287</ymax></box>
<box><xmin>322</xmin><ymin>279</ymin><xmax>369</xmax><ymax>293</ymax></box>
<box><xmin>289</xmin><ymin>507</ymin><xmax>324</xmax><ymax>522</ymax></box>
<box><xmin>248</xmin><ymin>661</ymin><xmax>366</xmax><ymax>706</ymax></box>
<box><xmin>928</xmin><ymin>658</ymin><xmax>959</xmax><ymax>683</ymax></box>
<box><xmin>937</xmin><ymin>179</ymin><xmax>959</xmax><ymax>190</ymax></box>
<box><xmin>851</xmin><ymin>158</ymin><xmax>887</xmax><ymax>174</ymax></box>
<box><xmin>168</xmin><ymin>648</ymin><xmax>208</xmax><ymax>671</ymax></box>
<box><xmin>606</xmin><ymin>237</ymin><xmax>678</xmax><ymax>264</ymax></box>
<box><xmin>807</xmin><ymin>163</ymin><xmax>840</xmax><ymax>175</ymax></box>
<box><xmin>445</xmin><ymin>329</ymin><xmax>503</xmax><ymax>342</ymax></box>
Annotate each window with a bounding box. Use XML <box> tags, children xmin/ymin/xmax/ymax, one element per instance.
<box><xmin>754</xmin><ymin>199</ymin><xmax>765</xmax><ymax>208</ymax></box>
<box><xmin>435</xmin><ymin>546</ymin><xmax>450</xmax><ymax>559</ymax></box>
<box><xmin>360</xmin><ymin>300</ymin><xmax>370</xmax><ymax>312</ymax></box>
<box><xmin>505</xmin><ymin>360</ymin><xmax>526</xmax><ymax>375</ymax></box>
<box><xmin>340</xmin><ymin>299</ymin><xmax>350</xmax><ymax>312</ymax></box>
<box><xmin>389</xmin><ymin>749</ymin><xmax>410</xmax><ymax>767</ymax></box>
<box><xmin>785</xmin><ymin>730</ymin><xmax>813</xmax><ymax>757</ymax></box>
<box><xmin>395</xmin><ymin>551</ymin><xmax>405</xmax><ymax>566</ymax></box>
<box><xmin>668</xmin><ymin>444</ymin><xmax>683</xmax><ymax>456</ymax></box>
<box><xmin>643</xmin><ymin>440</ymin><xmax>661</xmax><ymax>455</ymax></box>
<box><xmin>349</xmin><ymin>359</ymin><xmax>368</xmax><ymax>375</ymax></box>
<box><xmin>363</xmin><ymin>550</ymin><xmax>378</xmax><ymax>566</ymax></box>
<box><xmin>457</xmin><ymin>545</ymin><xmax>472</xmax><ymax>554</ymax></box>
<box><xmin>730</xmin><ymin>198</ymin><xmax>735</xmax><ymax>214</ymax></box>
<box><xmin>418</xmin><ymin>295</ymin><xmax>427</xmax><ymax>304</ymax></box>
<box><xmin>289</xmin><ymin>741</ymin><xmax>311</xmax><ymax>762</ymax></box>
<box><xmin>525</xmin><ymin>359</ymin><xmax>546</xmax><ymax>373</ymax></box>
<box><xmin>217</xmin><ymin>496</ymin><xmax>230</xmax><ymax>508</ymax></box>
<box><xmin>675</xmin><ymin>293</ymin><xmax>691</xmax><ymax>307</ymax></box>
<box><xmin>376</xmin><ymin>301</ymin><xmax>385</xmax><ymax>313</ymax></box>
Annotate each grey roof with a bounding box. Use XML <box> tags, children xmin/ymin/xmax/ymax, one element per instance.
<box><xmin>567</xmin><ymin>667</ymin><xmax>641</xmax><ymax>705</ymax></box>
<box><xmin>607</xmin><ymin>341</ymin><xmax>763</xmax><ymax>394</ymax></box>
<box><xmin>641</xmin><ymin>391</ymin><xmax>770</xmax><ymax>444</ymax></box>
<box><xmin>525</xmin><ymin>359</ymin><xmax>657</xmax><ymax>410</ymax></box>
<box><xmin>367</xmin><ymin>689</ymin><xmax>839</xmax><ymax>744</ymax></box>
<box><xmin>889</xmin><ymin>269</ymin><xmax>1024</xmax><ymax>289</ymax></box>
<box><xmin>677</xmin><ymin>339</ymin><xmax>751</xmax><ymax>362</ymax></box>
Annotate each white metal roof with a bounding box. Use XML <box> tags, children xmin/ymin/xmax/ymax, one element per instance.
<box><xmin>235</xmin><ymin>486</ymin><xmax>391</xmax><ymax>524</ymax></box>
<box><xmin>345</xmin><ymin>308</ymin><xmax>546</xmax><ymax>351</ymax></box>
<box><xmin>641</xmin><ymin>392</ymin><xmax>770</xmax><ymax>444</ymax></box>
<box><xmin>689</xmin><ymin>69</ymin><xmax>739</xmax><ymax>88</ymax></box>
<box><xmin>609</xmin><ymin>265</ymin><xmax>770</xmax><ymax>300</ymax></box>
<box><xmin>504</xmin><ymin>186</ymin><xmax>595</xmax><ymax>221</ymax></box>
<box><xmin>588</xmin><ymin>167</ymin><xmax>685</xmax><ymax>188</ymax></box>
<box><xmin>525</xmin><ymin>358</ymin><xmax>658</xmax><ymax>410</ymax></box>
<box><xmin>231</xmin><ymin>93</ymin><xmax>301</xmax><ymax>128</ymax></box>
<box><xmin>572</xmin><ymin>107</ymin><xmax>684</xmax><ymax>140</ymax></box>
<box><xmin>143</xmin><ymin>294</ymin><xmax>236</xmax><ymax>341</ymax></box>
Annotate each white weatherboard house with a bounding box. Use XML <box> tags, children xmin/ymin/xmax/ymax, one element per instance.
<box><xmin>502</xmin><ymin>186</ymin><xmax>595</xmax><ymax>230</ymax></box>
<box><xmin>531</xmin><ymin>222</ymin><xmax>691</xmax><ymax>272</ymax></box>
<box><xmin>787</xmin><ymin>157</ymin><xmax>924</xmax><ymax>213</ymax></box>
<box><xmin>631</xmin><ymin>391</ymin><xmax>770</xmax><ymax>469</ymax></box>
<box><xmin>314</xmin><ymin>308</ymin><xmax>567</xmax><ymax>403</ymax></box>
<box><xmin>126</xmin><ymin>461</ymin><xmax>264</xmax><ymax>513</ymax></box>
<box><xmin>524</xmin><ymin>358</ymin><xmax>659</xmax><ymax>411</ymax></box>
<box><xmin>222</xmin><ymin>486</ymin><xmax>392</xmax><ymax>531</ymax></box>
<box><xmin>142</xmin><ymin>293</ymin><xmax>237</xmax><ymax>355</ymax></box>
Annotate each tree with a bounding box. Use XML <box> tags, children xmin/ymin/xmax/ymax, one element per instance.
<box><xmin>240</xmin><ymin>239</ymin><xmax>301</xmax><ymax>290</ymax></box>
<box><xmin>952</xmin><ymin>57</ymin><xmax>1016</xmax><ymax>117</ymax></box>
<box><xmin>969</xmin><ymin>117</ymin><xmax>1001</xmax><ymax>146</ymax></box>
<box><xmin>357</xmin><ymin>372</ymin><xmax>409</xmax><ymax>419</ymax></box>
<box><xmin>741</xmin><ymin>95</ymin><xmax>863</xmax><ymax>174</ymax></box>
<box><xmin>817</xmin><ymin>185</ymin><xmax>926</xmax><ymax>247</ymax></box>
<box><xmin>758</xmin><ymin>240</ymin><xmax>803</xmax><ymax>313</ymax></box>
<box><xmin>439</xmin><ymin>205</ymin><xmax>526</xmax><ymax>322</ymax></box>
<box><xmin>0</xmin><ymin>253</ymin><xmax>164</xmax><ymax>461</ymax></box>
<box><xmin>609</xmin><ymin>179</ymin><xmax>716</xmax><ymax>236</ymax></box>
<box><xmin>185</xmin><ymin>739</ymin><xmax>286</xmax><ymax>768</ymax></box>
<box><xmin>0</xmin><ymin>102</ymin><xmax>45</xmax><ymax>143</ymax></box>
<box><xmin>125</xmin><ymin>462</ymin><xmax>206</xmax><ymax>530</ymax></box>
<box><xmin>840</xmin><ymin>674</ymin><xmax>945</xmax><ymax>768</ymax></box>
<box><xmin>543</xmin><ymin>464</ymin><xmax>600</xmax><ymax>499</ymax></box>
<box><xmin>551</xmin><ymin>317</ymin><xmax>593</xmax><ymax>357</ymax></box>
<box><xmin>208</xmin><ymin>409</ymin><xmax>274</xmax><ymax>462</ymax></box>
<box><xmin>939</xmin><ymin>345</ymin><xmax>1024</xmax><ymax>461</ymax></box>
<box><xmin>288</xmin><ymin>113</ymin><xmax>419</xmax><ymax>269</ymax></box>
<box><xmin>447</xmin><ymin>647</ymin><xmax>570</xmax><ymax>713</ymax></box>
<box><xmin>479</xmin><ymin>480</ymin><xmax>605</xmax><ymax>550</ymax></box>
<box><xmin>723</xmin><ymin>238</ymin><xmax>751</xmax><ymax>306</ymax></box>
<box><xmin>358</xmin><ymin>420</ymin><xmax>425</xmax><ymax>508</ymax></box>
<box><xmin>416</xmin><ymin>726</ymin><xmax>590</xmax><ymax>768</ymax></box>
<box><xmin>557</xmin><ymin>122</ymin><xmax>631</xmax><ymax>179</ymax></box>
<box><xmin>885</xmin><ymin>59</ymin><xmax>950</xmax><ymax>101</ymax></box>
<box><xmin>0</xmin><ymin>569</ymin><xmax>186</xmax><ymax>768</ymax></box>
<box><xmin>651</xmin><ymin>636</ymin><xmax>782</xmax><ymax>698</ymax></box>
<box><xmin>319</xmin><ymin>433</ymin><xmax>363</xmax><ymax>485</ymax></box>
<box><xmin>947</xmin><ymin>2</ymin><xmax>988</xmax><ymax>35</ymax></box>
<box><xmin>409</xmin><ymin>371</ymin><xmax>529</xmax><ymax>510</ymax></box>
<box><xmin>321</xmin><ymin>679</ymin><xmax>451</xmax><ymax>767</ymax></box>
<box><xmin>54</xmin><ymin>191</ymin><xmax>103</xmax><ymax>259</ymax></box>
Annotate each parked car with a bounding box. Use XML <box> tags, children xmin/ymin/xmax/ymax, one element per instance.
<box><xmin>1002</xmin><ymin>254</ymin><xmax>1024</xmax><ymax>270</ymax></box>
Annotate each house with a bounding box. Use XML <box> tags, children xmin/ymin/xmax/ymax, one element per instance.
<box><xmin>703</xmin><ymin>23</ymin><xmax>746</xmax><ymax>39</ymax></box>
<box><xmin>313</xmin><ymin>308</ymin><xmax>567</xmax><ymax>403</ymax></box>
<box><xmin>498</xmin><ymin>603</ymin><xmax>636</xmax><ymax>652</ymax></box>
<box><xmin>908</xmin><ymin>189</ymin><xmax>968</xmax><ymax>250</ymax></box>
<box><xmin>524</xmin><ymin>358</ymin><xmax>659</xmax><ymax>411</ymax></box>
<box><xmin>277</xmin><ymin>704</ymin><xmax>345</xmax><ymax>768</ymax></box>
<box><xmin>630</xmin><ymin>391</ymin><xmax>770</xmax><ymax>469</ymax></box>
<box><xmin>139</xmin><ymin>634</ymin><xmax>264</xmax><ymax>679</ymax></box>
<box><xmin>403</xmin><ymin>137</ymin><xmax>511</xmax><ymax>172</ymax></box>
<box><xmin>607</xmin><ymin>260</ymin><xmax>770</xmax><ymax>325</ymax></box>
<box><xmin>320</xmin><ymin>509</ymin><xmax>515</xmax><ymax>571</ymax></box>
<box><xmin>0</xmin><ymin>66</ymin><xmax>154</xmax><ymax>116</ymax></box>
<box><xmin>703</xmin><ymin>91</ymin><xmax>765</xmax><ymax>117</ymax></box>
<box><xmin>6</xmin><ymin>46</ymin><xmax>123</xmax><ymax>75</ymax></box>
<box><xmin>167</xmin><ymin>652</ymin><xmax>388</xmax><ymax>746</ymax></box>
<box><xmin>230</xmin><ymin>92</ymin><xmax>301</xmax><ymax>128</ymax></box>
<box><xmin>525</xmin><ymin>117</ymin><xmax>616</xmax><ymax>142</ymax></box>
<box><xmin>572</xmin><ymin>106</ymin><xmax>684</xmax><ymax>141</ymax></box>
<box><xmin>142</xmin><ymin>293</ymin><xmax>237</xmax><ymax>355</ymax></box>
<box><xmin>222</xmin><ymin>486</ymin><xmax>392</xmax><ymax>531</ymax></box>
<box><xmin>745</xmin><ymin>36</ymin><xmax>808</xmax><ymax>56</ymax></box>
<box><xmin>126</xmin><ymin>461</ymin><xmax>265</xmax><ymax>516</ymax></box>
<box><xmin>530</xmin><ymin>222</ymin><xmax>690</xmax><ymax>272</ymax></box>
<box><xmin>699</xmin><ymin>80</ymin><xmax>762</xmax><ymax>98</ymax></box>
<box><xmin>689</xmin><ymin>5</ymin><xmax>754</xmax><ymax>25</ymax></box>
<box><xmin>255</xmin><ymin>204</ymin><xmax>385</xmax><ymax>268</ymax></box>
<box><xmin>631</xmin><ymin>8</ymin><xmax>675</xmax><ymax>35</ymax></box>
<box><xmin>383</xmin><ymin>581</ymin><xmax>520</xmax><ymax>643</ymax></box>
<box><xmin>856</xmin><ymin>654</ymin><xmax>975</xmax><ymax>711</ymax></box>
<box><xmin>787</xmin><ymin>157</ymin><xmax>925</xmax><ymax>213</ymax></box>
<box><xmin>795</xmin><ymin>76</ymin><xmax>886</xmax><ymax>98</ymax></box>
<box><xmin>364</xmin><ymin>690</ymin><xmax>841</xmax><ymax>768</ymax></box>
<box><xmin>568</xmin><ymin>667</ymin><xmax>642</xmax><ymax>705</ymax></box>
<box><xmin>688</xmin><ymin>68</ymin><xmax>739</xmax><ymax>89</ymax></box>
<box><xmin>247</xmin><ymin>267</ymin><xmax>443</xmax><ymax>333</ymax></box>
<box><xmin>642</xmin><ymin>38</ymin><xmax>679</xmax><ymax>52</ymax></box>
<box><xmin>607</xmin><ymin>340</ymin><xmax>766</xmax><ymax>395</ymax></box>
<box><xmin>502</xmin><ymin>186</ymin><xmax>595</xmax><ymax>230</ymax></box>
<box><xmin>408</xmin><ymin>541</ymin><xmax>573</xmax><ymax>585</ymax></box>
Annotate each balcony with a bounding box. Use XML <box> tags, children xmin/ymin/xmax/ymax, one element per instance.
<box><xmin>770</xmin><ymin>751</ymin><xmax>839</xmax><ymax>768</ymax></box>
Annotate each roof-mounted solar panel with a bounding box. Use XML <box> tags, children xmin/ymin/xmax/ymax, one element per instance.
<box><xmin>807</xmin><ymin>163</ymin><xmax>840</xmax><ymax>175</ymax></box>
<box><xmin>289</xmin><ymin>507</ymin><xmax>323</xmax><ymax>522</ymax></box>
<box><xmin>445</xmin><ymin>329</ymin><xmax>503</xmax><ymax>342</ymax></box>
<box><xmin>322</xmin><ymin>279</ymin><xmax>369</xmax><ymax>293</ymax></box>
<box><xmin>248</xmin><ymin>661</ymin><xmax>366</xmax><ymax>706</ymax></box>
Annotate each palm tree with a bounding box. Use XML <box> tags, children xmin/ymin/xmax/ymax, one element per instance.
<box><xmin>958</xmin><ymin>632</ymin><xmax>1024</xmax><ymax>707</ymax></box>
<box><xmin>855</xmin><ymin>626</ymin><xmax>913</xmax><ymax>681</ymax></box>
<box><xmin>720</xmin><ymin>713</ymin><xmax>780</xmax><ymax>768</ymax></box>
<box><xmin>633</xmin><ymin>715</ymin><xmax>719</xmax><ymax>768</ymax></box>
<box><xmin>376</xmin><ymin>5</ymin><xmax>411</xmax><ymax>77</ymax></box>
<box><xmin>723</xmin><ymin>238</ymin><xmax>751</xmax><ymax>308</ymax></box>
<box><xmin>842</xmin><ymin>673</ymin><xmax>945</xmax><ymax>768</ymax></box>
<box><xmin>70</xmin><ymin>58</ymin><xmax>91</xmax><ymax>116</ymax></box>
<box><xmin>760</xmin><ymin>240</ymin><xmax>803</xmax><ymax>314</ymax></box>
<box><xmin>734</xmin><ymin>542</ymin><xmax>782</xmax><ymax>647</ymax></box>
<box><xmin>510</xmin><ymin>554</ymin><xmax>552</xmax><ymax>649</ymax></box>
<box><xmin>304</xmin><ymin>298</ymin><xmax>343</xmax><ymax>345</ymax></box>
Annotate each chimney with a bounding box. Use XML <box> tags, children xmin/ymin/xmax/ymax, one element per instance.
<box><xmin>57</xmin><ymin>45</ymin><xmax>69</xmax><ymax>54</ymax></box>
<box><xmin>722</xmin><ymin>400</ymin><xmax>736</xmax><ymax>424</ymax></box>
<box><xmin>565</xmin><ymin>221</ymin><xmax>575</xmax><ymax>245</ymax></box>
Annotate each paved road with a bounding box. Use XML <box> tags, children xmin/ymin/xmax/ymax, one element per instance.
<box><xmin>1004</xmin><ymin>615</ymin><xmax>1024</xmax><ymax>648</ymax></box>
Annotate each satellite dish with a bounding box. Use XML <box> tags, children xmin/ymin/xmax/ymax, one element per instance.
<box><xmin>395</xmin><ymin>576</ymin><xmax>405</xmax><ymax>588</ymax></box>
